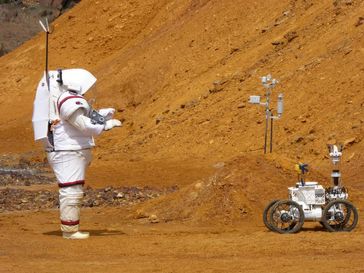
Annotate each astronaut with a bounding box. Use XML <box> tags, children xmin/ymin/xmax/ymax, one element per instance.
<box><xmin>32</xmin><ymin>68</ymin><xmax>121</xmax><ymax>239</ymax></box>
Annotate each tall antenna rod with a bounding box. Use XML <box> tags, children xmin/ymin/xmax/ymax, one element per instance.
<box><xmin>39</xmin><ymin>17</ymin><xmax>51</xmax><ymax>90</ymax></box>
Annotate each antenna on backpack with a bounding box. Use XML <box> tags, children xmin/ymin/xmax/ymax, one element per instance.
<box><xmin>39</xmin><ymin>17</ymin><xmax>53</xmax><ymax>91</ymax></box>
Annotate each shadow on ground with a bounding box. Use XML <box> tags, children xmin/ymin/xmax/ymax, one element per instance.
<box><xmin>43</xmin><ymin>229</ymin><xmax>126</xmax><ymax>237</ymax></box>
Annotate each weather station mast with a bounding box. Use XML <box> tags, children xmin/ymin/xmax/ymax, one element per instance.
<box><xmin>249</xmin><ymin>74</ymin><xmax>284</xmax><ymax>154</ymax></box>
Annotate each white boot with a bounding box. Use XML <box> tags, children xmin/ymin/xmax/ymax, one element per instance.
<box><xmin>63</xmin><ymin>231</ymin><xmax>90</xmax><ymax>239</ymax></box>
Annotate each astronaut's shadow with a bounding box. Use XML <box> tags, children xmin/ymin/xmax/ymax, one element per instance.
<box><xmin>43</xmin><ymin>229</ymin><xmax>126</xmax><ymax>237</ymax></box>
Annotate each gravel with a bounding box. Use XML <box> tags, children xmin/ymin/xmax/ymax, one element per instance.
<box><xmin>0</xmin><ymin>185</ymin><xmax>178</xmax><ymax>212</ymax></box>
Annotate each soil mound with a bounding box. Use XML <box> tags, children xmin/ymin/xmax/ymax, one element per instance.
<box><xmin>132</xmin><ymin>153</ymin><xmax>363</xmax><ymax>225</ymax></box>
<box><xmin>133</xmin><ymin>155</ymin><xmax>304</xmax><ymax>224</ymax></box>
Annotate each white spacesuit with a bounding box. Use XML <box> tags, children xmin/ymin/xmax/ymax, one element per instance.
<box><xmin>32</xmin><ymin>68</ymin><xmax>121</xmax><ymax>239</ymax></box>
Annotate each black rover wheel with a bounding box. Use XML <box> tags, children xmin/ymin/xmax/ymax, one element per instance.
<box><xmin>263</xmin><ymin>200</ymin><xmax>279</xmax><ymax>231</ymax></box>
<box><xmin>322</xmin><ymin>199</ymin><xmax>358</xmax><ymax>232</ymax></box>
<box><xmin>269</xmin><ymin>200</ymin><xmax>304</xmax><ymax>234</ymax></box>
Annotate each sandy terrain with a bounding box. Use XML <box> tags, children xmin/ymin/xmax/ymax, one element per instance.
<box><xmin>1</xmin><ymin>207</ymin><xmax>363</xmax><ymax>273</ymax></box>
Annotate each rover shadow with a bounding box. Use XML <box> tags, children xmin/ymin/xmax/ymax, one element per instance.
<box><xmin>301</xmin><ymin>225</ymin><xmax>326</xmax><ymax>232</ymax></box>
<box><xmin>43</xmin><ymin>229</ymin><xmax>126</xmax><ymax>237</ymax></box>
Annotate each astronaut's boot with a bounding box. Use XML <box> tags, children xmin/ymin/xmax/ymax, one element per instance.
<box><xmin>62</xmin><ymin>231</ymin><xmax>90</xmax><ymax>239</ymax></box>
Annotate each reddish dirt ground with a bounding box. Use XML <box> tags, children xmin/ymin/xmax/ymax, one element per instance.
<box><xmin>0</xmin><ymin>208</ymin><xmax>363</xmax><ymax>273</ymax></box>
<box><xmin>0</xmin><ymin>0</ymin><xmax>364</xmax><ymax>272</ymax></box>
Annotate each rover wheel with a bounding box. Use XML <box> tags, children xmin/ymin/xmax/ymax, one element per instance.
<box><xmin>322</xmin><ymin>199</ymin><xmax>358</xmax><ymax>232</ymax></box>
<box><xmin>263</xmin><ymin>200</ymin><xmax>279</xmax><ymax>231</ymax></box>
<box><xmin>269</xmin><ymin>200</ymin><xmax>304</xmax><ymax>234</ymax></box>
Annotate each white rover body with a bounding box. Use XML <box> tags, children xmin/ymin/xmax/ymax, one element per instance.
<box><xmin>289</xmin><ymin>181</ymin><xmax>326</xmax><ymax>221</ymax></box>
<box><xmin>263</xmin><ymin>145</ymin><xmax>358</xmax><ymax>233</ymax></box>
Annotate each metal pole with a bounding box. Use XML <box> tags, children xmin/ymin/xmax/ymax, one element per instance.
<box><xmin>264</xmin><ymin>86</ymin><xmax>271</xmax><ymax>154</ymax></box>
<box><xmin>45</xmin><ymin>31</ymin><xmax>49</xmax><ymax>90</ymax></box>
<box><xmin>264</xmin><ymin>109</ymin><xmax>269</xmax><ymax>154</ymax></box>
<box><xmin>270</xmin><ymin>115</ymin><xmax>273</xmax><ymax>153</ymax></box>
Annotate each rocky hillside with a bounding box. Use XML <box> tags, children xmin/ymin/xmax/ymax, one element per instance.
<box><xmin>0</xmin><ymin>0</ymin><xmax>79</xmax><ymax>56</ymax></box>
<box><xmin>0</xmin><ymin>0</ymin><xmax>363</xmax><ymax>191</ymax></box>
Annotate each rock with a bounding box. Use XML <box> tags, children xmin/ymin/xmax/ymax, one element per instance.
<box><xmin>155</xmin><ymin>115</ymin><xmax>163</xmax><ymax>125</ymax></box>
<box><xmin>189</xmin><ymin>191</ymin><xmax>198</xmax><ymax>200</ymax></box>
<box><xmin>343</xmin><ymin>137</ymin><xmax>357</xmax><ymax>148</ymax></box>
<box><xmin>230</xmin><ymin>48</ymin><xmax>240</xmax><ymax>55</ymax></box>
<box><xmin>240</xmin><ymin>207</ymin><xmax>248</xmax><ymax>215</ymax></box>
<box><xmin>116</xmin><ymin>192</ymin><xmax>124</xmax><ymax>198</ymax></box>
<box><xmin>343</xmin><ymin>47</ymin><xmax>352</xmax><ymax>55</ymax></box>
<box><xmin>307</xmin><ymin>134</ymin><xmax>315</xmax><ymax>142</ymax></box>
<box><xmin>355</xmin><ymin>17</ymin><xmax>364</xmax><ymax>27</ymax></box>
<box><xmin>271</xmin><ymin>40</ymin><xmax>283</xmax><ymax>46</ymax></box>
<box><xmin>237</xmin><ymin>103</ymin><xmax>246</xmax><ymax>109</ymax></box>
<box><xmin>135</xmin><ymin>209</ymin><xmax>148</xmax><ymax>219</ymax></box>
<box><xmin>84</xmin><ymin>199</ymin><xmax>93</xmax><ymax>207</ymax></box>
<box><xmin>283</xmin><ymin>10</ymin><xmax>290</xmax><ymax>16</ymax></box>
<box><xmin>333</xmin><ymin>0</ymin><xmax>352</xmax><ymax>6</ymax></box>
<box><xmin>351</xmin><ymin>122</ymin><xmax>360</xmax><ymax>129</ymax></box>
<box><xmin>209</xmin><ymin>80</ymin><xmax>227</xmax><ymax>94</ymax></box>
<box><xmin>261</xmin><ymin>27</ymin><xmax>269</xmax><ymax>33</ymax></box>
<box><xmin>185</xmin><ymin>99</ymin><xmax>199</xmax><ymax>108</ymax></box>
<box><xmin>149</xmin><ymin>214</ymin><xmax>159</xmax><ymax>224</ymax></box>
<box><xmin>213</xmin><ymin>162</ymin><xmax>225</xmax><ymax>169</ymax></box>
<box><xmin>201</xmin><ymin>120</ymin><xmax>211</xmax><ymax>126</ymax></box>
<box><xmin>194</xmin><ymin>182</ymin><xmax>203</xmax><ymax>190</ymax></box>
<box><xmin>346</xmin><ymin>152</ymin><xmax>355</xmax><ymax>162</ymax></box>
<box><xmin>294</xmin><ymin>136</ymin><xmax>304</xmax><ymax>143</ymax></box>
<box><xmin>284</xmin><ymin>31</ymin><xmax>298</xmax><ymax>42</ymax></box>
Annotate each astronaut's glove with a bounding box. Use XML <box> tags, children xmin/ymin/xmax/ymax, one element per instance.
<box><xmin>104</xmin><ymin>119</ymin><xmax>122</xmax><ymax>131</ymax></box>
<box><xmin>98</xmin><ymin>108</ymin><xmax>115</xmax><ymax>121</ymax></box>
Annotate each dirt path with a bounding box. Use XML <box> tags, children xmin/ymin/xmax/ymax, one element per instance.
<box><xmin>0</xmin><ymin>207</ymin><xmax>363</xmax><ymax>273</ymax></box>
